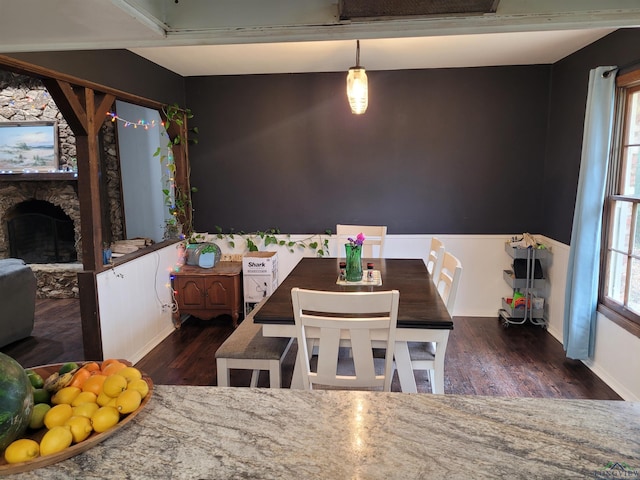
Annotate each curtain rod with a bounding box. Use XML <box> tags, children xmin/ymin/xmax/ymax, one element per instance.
<box><xmin>603</xmin><ymin>58</ymin><xmax>640</xmax><ymax>78</ymax></box>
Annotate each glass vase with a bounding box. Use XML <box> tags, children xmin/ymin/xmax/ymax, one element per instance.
<box><xmin>345</xmin><ymin>243</ymin><xmax>363</xmax><ymax>282</ymax></box>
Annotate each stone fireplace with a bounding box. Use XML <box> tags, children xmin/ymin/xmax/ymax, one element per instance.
<box><xmin>0</xmin><ymin>72</ymin><xmax>125</xmax><ymax>298</ymax></box>
<box><xmin>0</xmin><ymin>179</ymin><xmax>83</xmax><ymax>298</ymax></box>
<box><xmin>7</xmin><ymin>197</ymin><xmax>78</xmax><ymax>264</ymax></box>
<box><xmin>3</xmin><ymin>190</ymin><xmax>79</xmax><ymax>263</ymax></box>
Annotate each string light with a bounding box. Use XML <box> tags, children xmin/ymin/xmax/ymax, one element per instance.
<box><xmin>106</xmin><ymin>111</ymin><xmax>158</xmax><ymax>129</ymax></box>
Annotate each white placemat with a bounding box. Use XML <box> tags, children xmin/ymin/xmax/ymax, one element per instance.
<box><xmin>336</xmin><ymin>270</ymin><xmax>382</xmax><ymax>286</ymax></box>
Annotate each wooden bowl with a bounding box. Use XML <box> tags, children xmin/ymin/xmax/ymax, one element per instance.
<box><xmin>0</xmin><ymin>361</ymin><xmax>153</xmax><ymax>474</ymax></box>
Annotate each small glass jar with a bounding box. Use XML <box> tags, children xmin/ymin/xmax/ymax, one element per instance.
<box><xmin>366</xmin><ymin>262</ymin><xmax>375</xmax><ymax>281</ymax></box>
<box><xmin>339</xmin><ymin>261</ymin><xmax>346</xmax><ymax>281</ymax></box>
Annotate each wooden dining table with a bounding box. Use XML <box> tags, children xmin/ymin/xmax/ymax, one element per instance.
<box><xmin>253</xmin><ymin>257</ymin><xmax>453</xmax><ymax>393</ymax></box>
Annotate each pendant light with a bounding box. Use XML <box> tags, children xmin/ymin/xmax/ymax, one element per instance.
<box><xmin>346</xmin><ymin>40</ymin><xmax>368</xmax><ymax>114</ymax></box>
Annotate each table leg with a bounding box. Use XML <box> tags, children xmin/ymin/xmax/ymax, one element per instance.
<box><xmin>394</xmin><ymin>341</ymin><xmax>417</xmax><ymax>393</ymax></box>
<box><xmin>432</xmin><ymin>344</ymin><xmax>445</xmax><ymax>394</ymax></box>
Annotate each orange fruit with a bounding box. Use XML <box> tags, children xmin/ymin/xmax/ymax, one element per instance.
<box><xmin>81</xmin><ymin>374</ymin><xmax>107</xmax><ymax>395</ymax></box>
<box><xmin>69</xmin><ymin>368</ymin><xmax>91</xmax><ymax>389</ymax></box>
<box><xmin>82</xmin><ymin>362</ymin><xmax>100</xmax><ymax>373</ymax></box>
<box><xmin>101</xmin><ymin>361</ymin><xmax>127</xmax><ymax>377</ymax></box>
<box><xmin>100</xmin><ymin>358</ymin><xmax>121</xmax><ymax>370</ymax></box>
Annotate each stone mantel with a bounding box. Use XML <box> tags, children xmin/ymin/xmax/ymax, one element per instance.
<box><xmin>0</xmin><ymin>172</ymin><xmax>78</xmax><ymax>182</ymax></box>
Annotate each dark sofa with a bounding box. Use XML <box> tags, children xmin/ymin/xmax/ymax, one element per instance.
<box><xmin>0</xmin><ymin>259</ymin><xmax>36</xmax><ymax>348</ymax></box>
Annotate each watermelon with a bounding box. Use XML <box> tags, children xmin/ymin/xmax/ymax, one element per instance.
<box><xmin>0</xmin><ymin>352</ymin><xmax>34</xmax><ymax>451</ymax></box>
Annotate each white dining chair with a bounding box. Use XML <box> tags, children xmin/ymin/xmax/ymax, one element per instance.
<box><xmin>426</xmin><ymin>237</ymin><xmax>445</xmax><ymax>284</ymax></box>
<box><xmin>336</xmin><ymin>224</ymin><xmax>387</xmax><ymax>258</ymax></box>
<box><xmin>407</xmin><ymin>251</ymin><xmax>462</xmax><ymax>393</ymax></box>
<box><xmin>291</xmin><ymin>287</ymin><xmax>399</xmax><ymax>391</ymax></box>
<box><xmin>434</xmin><ymin>251</ymin><xmax>463</xmax><ymax>315</ymax></box>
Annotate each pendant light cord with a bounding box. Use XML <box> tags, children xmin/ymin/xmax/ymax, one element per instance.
<box><xmin>356</xmin><ymin>40</ymin><xmax>360</xmax><ymax>67</ymax></box>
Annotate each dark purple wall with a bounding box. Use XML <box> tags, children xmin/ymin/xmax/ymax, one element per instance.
<box><xmin>186</xmin><ymin>66</ymin><xmax>550</xmax><ymax>235</ymax></box>
<box><xmin>544</xmin><ymin>29</ymin><xmax>640</xmax><ymax>244</ymax></box>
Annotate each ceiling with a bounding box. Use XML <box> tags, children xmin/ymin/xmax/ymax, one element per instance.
<box><xmin>1</xmin><ymin>0</ymin><xmax>640</xmax><ymax>76</ymax></box>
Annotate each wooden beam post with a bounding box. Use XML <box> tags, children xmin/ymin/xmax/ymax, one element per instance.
<box><xmin>166</xmin><ymin>110</ymin><xmax>193</xmax><ymax>236</ymax></box>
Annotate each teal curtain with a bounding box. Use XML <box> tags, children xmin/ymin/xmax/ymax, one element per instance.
<box><xmin>563</xmin><ymin>66</ymin><xmax>617</xmax><ymax>360</ymax></box>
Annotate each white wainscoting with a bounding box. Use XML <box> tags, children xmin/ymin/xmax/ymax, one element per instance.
<box><xmin>96</xmin><ymin>244</ymin><xmax>180</xmax><ymax>364</ymax></box>
<box><xmin>586</xmin><ymin>312</ymin><xmax>640</xmax><ymax>401</ymax></box>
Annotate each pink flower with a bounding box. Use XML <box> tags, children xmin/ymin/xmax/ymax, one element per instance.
<box><xmin>348</xmin><ymin>233</ymin><xmax>365</xmax><ymax>247</ymax></box>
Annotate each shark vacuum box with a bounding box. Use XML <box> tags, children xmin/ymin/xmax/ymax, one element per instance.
<box><xmin>242</xmin><ymin>251</ymin><xmax>278</xmax><ymax>317</ymax></box>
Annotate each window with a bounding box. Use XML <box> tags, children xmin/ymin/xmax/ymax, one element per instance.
<box><xmin>601</xmin><ymin>70</ymin><xmax>640</xmax><ymax>336</ymax></box>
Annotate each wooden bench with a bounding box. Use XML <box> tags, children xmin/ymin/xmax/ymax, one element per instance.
<box><xmin>215</xmin><ymin>300</ymin><xmax>293</xmax><ymax>388</ymax></box>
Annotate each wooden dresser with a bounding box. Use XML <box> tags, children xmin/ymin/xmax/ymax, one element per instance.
<box><xmin>172</xmin><ymin>262</ymin><xmax>243</xmax><ymax>326</ymax></box>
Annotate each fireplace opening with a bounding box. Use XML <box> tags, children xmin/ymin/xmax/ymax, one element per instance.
<box><xmin>7</xmin><ymin>200</ymin><xmax>77</xmax><ymax>264</ymax></box>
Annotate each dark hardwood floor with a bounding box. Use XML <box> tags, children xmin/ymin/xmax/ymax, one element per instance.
<box><xmin>1</xmin><ymin>298</ymin><xmax>622</xmax><ymax>399</ymax></box>
<box><xmin>1</xmin><ymin>298</ymin><xmax>84</xmax><ymax>367</ymax></box>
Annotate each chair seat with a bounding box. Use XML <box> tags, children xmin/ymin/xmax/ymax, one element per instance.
<box><xmin>215</xmin><ymin>319</ymin><xmax>291</xmax><ymax>361</ymax></box>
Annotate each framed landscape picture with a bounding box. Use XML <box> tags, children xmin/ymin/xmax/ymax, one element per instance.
<box><xmin>0</xmin><ymin>121</ymin><xmax>58</xmax><ymax>172</ymax></box>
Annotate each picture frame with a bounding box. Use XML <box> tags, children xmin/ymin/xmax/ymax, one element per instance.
<box><xmin>0</xmin><ymin>121</ymin><xmax>58</xmax><ymax>172</ymax></box>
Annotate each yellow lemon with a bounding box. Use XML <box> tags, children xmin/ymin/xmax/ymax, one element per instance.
<box><xmin>115</xmin><ymin>389</ymin><xmax>142</xmax><ymax>414</ymax></box>
<box><xmin>71</xmin><ymin>391</ymin><xmax>97</xmax><ymax>407</ymax></box>
<box><xmin>51</xmin><ymin>386</ymin><xmax>82</xmax><ymax>405</ymax></box>
<box><xmin>64</xmin><ymin>416</ymin><xmax>93</xmax><ymax>443</ymax></box>
<box><xmin>40</xmin><ymin>426</ymin><xmax>73</xmax><ymax>456</ymax></box>
<box><xmin>96</xmin><ymin>391</ymin><xmax>114</xmax><ymax>407</ymax></box>
<box><xmin>127</xmin><ymin>378</ymin><xmax>150</xmax><ymax>399</ymax></box>
<box><xmin>102</xmin><ymin>374</ymin><xmax>128</xmax><ymax>398</ymax></box>
<box><xmin>44</xmin><ymin>403</ymin><xmax>74</xmax><ymax>429</ymax></box>
<box><xmin>90</xmin><ymin>406</ymin><xmax>120</xmax><ymax>433</ymax></box>
<box><xmin>117</xmin><ymin>367</ymin><xmax>142</xmax><ymax>383</ymax></box>
<box><xmin>3</xmin><ymin>438</ymin><xmax>39</xmax><ymax>463</ymax></box>
<box><xmin>72</xmin><ymin>402</ymin><xmax>100</xmax><ymax>419</ymax></box>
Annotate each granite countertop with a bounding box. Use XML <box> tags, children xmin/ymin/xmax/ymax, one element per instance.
<box><xmin>7</xmin><ymin>386</ymin><xmax>640</xmax><ymax>479</ymax></box>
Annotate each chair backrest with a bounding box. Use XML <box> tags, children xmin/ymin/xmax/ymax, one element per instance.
<box><xmin>435</xmin><ymin>251</ymin><xmax>462</xmax><ymax>315</ymax></box>
<box><xmin>291</xmin><ymin>288</ymin><xmax>399</xmax><ymax>391</ymax></box>
<box><xmin>336</xmin><ymin>224</ymin><xmax>387</xmax><ymax>258</ymax></box>
<box><xmin>426</xmin><ymin>237</ymin><xmax>445</xmax><ymax>283</ymax></box>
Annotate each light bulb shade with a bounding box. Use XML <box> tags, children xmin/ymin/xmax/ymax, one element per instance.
<box><xmin>347</xmin><ymin>67</ymin><xmax>368</xmax><ymax>114</ymax></box>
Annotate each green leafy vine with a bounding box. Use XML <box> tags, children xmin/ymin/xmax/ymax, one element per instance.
<box><xmin>214</xmin><ymin>226</ymin><xmax>331</xmax><ymax>257</ymax></box>
<box><xmin>153</xmin><ymin>103</ymin><xmax>199</xmax><ymax>240</ymax></box>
